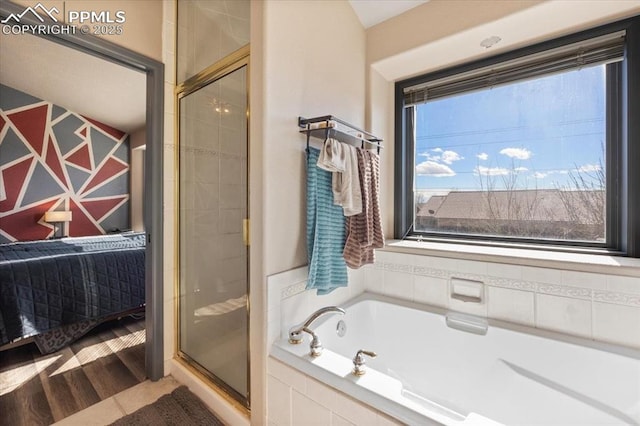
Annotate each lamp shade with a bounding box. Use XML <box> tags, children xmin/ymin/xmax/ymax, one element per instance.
<box><xmin>44</xmin><ymin>211</ymin><xmax>73</xmax><ymax>223</ymax></box>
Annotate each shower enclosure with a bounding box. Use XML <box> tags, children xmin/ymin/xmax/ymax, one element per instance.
<box><xmin>176</xmin><ymin>47</ymin><xmax>250</xmax><ymax>407</ymax></box>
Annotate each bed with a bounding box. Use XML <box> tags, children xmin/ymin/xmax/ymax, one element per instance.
<box><xmin>0</xmin><ymin>232</ymin><xmax>145</xmax><ymax>353</ymax></box>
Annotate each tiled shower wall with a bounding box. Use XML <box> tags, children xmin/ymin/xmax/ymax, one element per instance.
<box><xmin>177</xmin><ymin>0</ymin><xmax>250</xmax><ymax>83</ymax></box>
<box><xmin>266</xmin><ymin>248</ymin><xmax>640</xmax><ymax>425</ymax></box>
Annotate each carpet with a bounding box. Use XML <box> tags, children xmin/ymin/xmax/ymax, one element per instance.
<box><xmin>110</xmin><ymin>386</ymin><xmax>225</xmax><ymax>426</ymax></box>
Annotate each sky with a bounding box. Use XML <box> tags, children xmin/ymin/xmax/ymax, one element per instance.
<box><xmin>414</xmin><ymin>64</ymin><xmax>605</xmax><ymax>193</ymax></box>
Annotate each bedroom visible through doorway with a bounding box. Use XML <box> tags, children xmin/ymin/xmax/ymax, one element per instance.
<box><xmin>0</xmin><ymin>2</ymin><xmax>164</xmax><ymax>423</ymax></box>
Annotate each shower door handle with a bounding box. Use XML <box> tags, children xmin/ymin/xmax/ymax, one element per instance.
<box><xmin>243</xmin><ymin>218</ymin><xmax>250</xmax><ymax>246</ymax></box>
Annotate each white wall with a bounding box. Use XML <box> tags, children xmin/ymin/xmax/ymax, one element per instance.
<box><xmin>161</xmin><ymin>0</ymin><xmax>176</xmax><ymax>375</ymax></box>
<box><xmin>258</xmin><ymin>1</ymin><xmax>367</xmax><ymax>424</ymax></box>
<box><xmin>129</xmin><ymin>128</ymin><xmax>145</xmax><ymax>232</ymax></box>
<box><xmin>249</xmin><ymin>0</ymin><xmax>266</xmax><ymax>422</ymax></box>
<box><xmin>262</xmin><ymin>0</ymin><xmax>366</xmax><ymax>276</ymax></box>
<box><xmin>366</xmin><ymin>67</ymin><xmax>394</xmax><ymax>239</ymax></box>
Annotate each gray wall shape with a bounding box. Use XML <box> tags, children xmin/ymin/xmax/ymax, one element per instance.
<box><xmin>0</xmin><ymin>84</ymin><xmax>41</xmax><ymax>110</ymax></box>
<box><xmin>0</xmin><ymin>128</ymin><xmax>31</xmax><ymax>166</ymax></box>
<box><xmin>0</xmin><ymin>84</ymin><xmax>131</xmax><ymax>238</ymax></box>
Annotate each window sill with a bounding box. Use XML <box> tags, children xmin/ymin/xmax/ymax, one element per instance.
<box><xmin>382</xmin><ymin>239</ymin><xmax>640</xmax><ymax>276</ymax></box>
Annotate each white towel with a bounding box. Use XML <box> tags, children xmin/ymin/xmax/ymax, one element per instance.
<box><xmin>317</xmin><ymin>138</ymin><xmax>345</xmax><ymax>173</ymax></box>
<box><xmin>317</xmin><ymin>139</ymin><xmax>362</xmax><ymax>216</ymax></box>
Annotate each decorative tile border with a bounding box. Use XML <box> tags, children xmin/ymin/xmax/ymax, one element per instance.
<box><xmin>273</xmin><ymin>260</ymin><xmax>639</xmax><ymax>308</ymax></box>
<box><xmin>367</xmin><ymin>260</ymin><xmax>639</xmax><ymax>308</ymax></box>
<box><xmin>413</xmin><ymin>266</ymin><xmax>448</xmax><ymax>279</ymax></box>
<box><xmin>381</xmin><ymin>262</ymin><xmax>413</xmax><ymax>274</ymax></box>
<box><xmin>593</xmin><ymin>291</ymin><xmax>640</xmax><ymax>307</ymax></box>
<box><xmin>537</xmin><ymin>284</ymin><xmax>592</xmax><ymax>300</ymax></box>
<box><xmin>486</xmin><ymin>278</ymin><xmax>538</xmax><ymax>292</ymax></box>
<box><xmin>281</xmin><ymin>281</ymin><xmax>307</xmax><ymax>299</ymax></box>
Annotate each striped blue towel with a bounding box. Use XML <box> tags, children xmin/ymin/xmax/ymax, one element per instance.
<box><xmin>306</xmin><ymin>147</ymin><xmax>348</xmax><ymax>295</ymax></box>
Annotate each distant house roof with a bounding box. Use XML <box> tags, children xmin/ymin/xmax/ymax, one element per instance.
<box><xmin>416</xmin><ymin>189</ymin><xmax>602</xmax><ymax>224</ymax></box>
<box><xmin>417</xmin><ymin>196</ymin><xmax>445</xmax><ymax>217</ymax></box>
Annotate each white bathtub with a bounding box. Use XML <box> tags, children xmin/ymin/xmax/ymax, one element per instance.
<box><xmin>271</xmin><ymin>293</ymin><xmax>640</xmax><ymax>425</ymax></box>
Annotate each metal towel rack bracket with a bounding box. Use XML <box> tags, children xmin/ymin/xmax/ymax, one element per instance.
<box><xmin>298</xmin><ymin>115</ymin><xmax>383</xmax><ymax>154</ymax></box>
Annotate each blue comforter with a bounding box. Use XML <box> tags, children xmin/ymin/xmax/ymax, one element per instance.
<box><xmin>0</xmin><ymin>233</ymin><xmax>145</xmax><ymax>346</ymax></box>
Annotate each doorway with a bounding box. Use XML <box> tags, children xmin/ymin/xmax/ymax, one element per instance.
<box><xmin>0</xmin><ymin>1</ymin><xmax>165</xmax><ymax>383</ymax></box>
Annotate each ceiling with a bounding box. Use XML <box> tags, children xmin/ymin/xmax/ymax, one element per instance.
<box><xmin>0</xmin><ymin>31</ymin><xmax>146</xmax><ymax>134</ymax></box>
<box><xmin>0</xmin><ymin>1</ymin><xmax>425</xmax><ymax>136</ymax></box>
<box><xmin>348</xmin><ymin>0</ymin><xmax>429</xmax><ymax>28</ymax></box>
<box><xmin>371</xmin><ymin>0</ymin><xmax>640</xmax><ymax>81</ymax></box>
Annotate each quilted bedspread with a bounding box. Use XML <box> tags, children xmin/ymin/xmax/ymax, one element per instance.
<box><xmin>0</xmin><ymin>233</ymin><xmax>145</xmax><ymax>346</ymax></box>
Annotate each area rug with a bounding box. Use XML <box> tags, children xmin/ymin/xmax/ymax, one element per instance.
<box><xmin>110</xmin><ymin>386</ymin><xmax>225</xmax><ymax>426</ymax></box>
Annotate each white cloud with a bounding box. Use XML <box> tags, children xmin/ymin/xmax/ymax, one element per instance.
<box><xmin>476</xmin><ymin>152</ymin><xmax>488</xmax><ymax>161</ymax></box>
<box><xmin>500</xmin><ymin>147</ymin><xmax>532</xmax><ymax>160</ymax></box>
<box><xmin>475</xmin><ymin>166</ymin><xmax>510</xmax><ymax>176</ymax></box>
<box><xmin>578</xmin><ymin>163</ymin><xmax>602</xmax><ymax>173</ymax></box>
<box><xmin>533</xmin><ymin>172</ymin><xmax>548</xmax><ymax>179</ymax></box>
<box><xmin>514</xmin><ymin>167</ymin><xmax>528</xmax><ymax>172</ymax></box>
<box><xmin>416</xmin><ymin>161</ymin><xmax>456</xmax><ymax>177</ymax></box>
<box><xmin>441</xmin><ymin>150</ymin><xmax>463</xmax><ymax>164</ymax></box>
<box><xmin>418</xmin><ymin>149</ymin><xmax>463</xmax><ymax>165</ymax></box>
<box><xmin>418</xmin><ymin>152</ymin><xmax>440</xmax><ymax>163</ymax></box>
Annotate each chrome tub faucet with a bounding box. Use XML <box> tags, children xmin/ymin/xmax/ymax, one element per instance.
<box><xmin>288</xmin><ymin>306</ymin><xmax>345</xmax><ymax>357</ymax></box>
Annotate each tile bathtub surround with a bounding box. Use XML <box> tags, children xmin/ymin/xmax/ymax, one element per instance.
<box><xmin>487</xmin><ymin>286</ymin><xmax>535</xmax><ymax>326</ymax></box>
<box><xmin>536</xmin><ymin>293</ymin><xmax>592</xmax><ymax>338</ymax></box>
<box><xmin>592</xmin><ymin>302</ymin><xmax>640</xmax><ymax>348</ymax></box>
<box><xmin>265</xmin><ymin>250</ymin><xmax>639</xmax><ymax>426</ymax></box>
<box><xmin>266</xmin><ymin>358</ymin><xmax>402</xmax><ymax>426</ymax></box>
<box><xmin>267</xmin><ymin>266</ymin><xmax>366</xmax><ymax>347</ymax></box>
<box><xmin>363</xmin><ymin>250</ymin><xmax>640</xmax><ymax>349</ymax></box>
<box><xmin>268</xmin><ymin>250</ymin><xmax>640</xmax><ymax>356</ymax></box>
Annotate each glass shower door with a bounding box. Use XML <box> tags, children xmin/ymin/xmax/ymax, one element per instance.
<box><xmin>177</xmin><ymin>60</ymin><xmax>249</xmax><ymax>405</ymax></box>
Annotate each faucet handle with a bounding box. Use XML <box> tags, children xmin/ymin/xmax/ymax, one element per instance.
<box><xmin>352</xmin><ymin>349</ymin><xmax>377</xmax><ymax>376</ymax></box>
<box><xmin>288</xmin><ymin>329</ymin><xmax>304</xmax><ymax>344</ymax></box>
<box><xmin>303</xmin><ymin>327</ymin><xmax>323</xmax><ymax>357</ymax></box>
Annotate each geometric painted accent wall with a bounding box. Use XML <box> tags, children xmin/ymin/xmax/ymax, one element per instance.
<box><xmin>0</xmin><ymin>84</ymin><xmax>130</xmax><ymax>242</ymax></box>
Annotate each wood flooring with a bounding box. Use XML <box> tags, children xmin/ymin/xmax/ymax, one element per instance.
<box><xmin>0</xmin><ymin>317</ymin><xmax>146</xmax><ymax>426</ymax></box>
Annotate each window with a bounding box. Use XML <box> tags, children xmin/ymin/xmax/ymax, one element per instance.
<box><xmin>395</xmin><ymin>17</ymin><xmax>640</xmax><ymax>256</ymax></box>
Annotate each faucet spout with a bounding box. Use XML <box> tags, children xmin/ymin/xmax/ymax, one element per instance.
<box><xmin>288</xmin><ymin>306</ymin><xmax>345</xmax><ymax>344</ymax></box>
